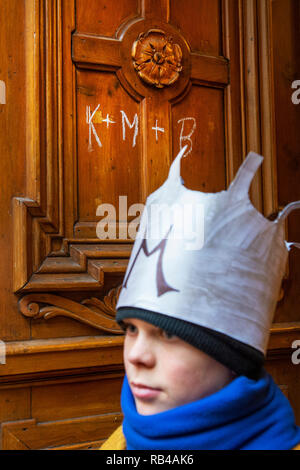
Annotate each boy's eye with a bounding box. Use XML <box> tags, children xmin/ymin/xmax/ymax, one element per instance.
<box><xmin>123</xmin><ymin>323</ymin><xmax>137</xmax><ymax>335</ymax></box>
<box><xmin>161</xmin><ymin>329</ymin><xmax>176</xmax><ymax>340</ymax></box>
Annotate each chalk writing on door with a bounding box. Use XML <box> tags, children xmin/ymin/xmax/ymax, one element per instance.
<box><xmin>0</xmin><ymin>80</ymin><xmax>6</xmax><ymax>105</ymax></box>
<box><xmin>120</xmin><ymin>110</ymin><xmax>139</xmax><ymax>148</ymax></box>
<box><xmin>152</xmin><ymin>120</ymin><xmax>165</xmax><ymax>142</ymax></box>
<box><xmin>85</xmin><ymin>104</ymin><xmax>197</xmax><ymax>153</ymax></box>
<box><xmin>177</xmin><ymin>117</ymin><xmax>196</xmax><ymax>157</ymax></box>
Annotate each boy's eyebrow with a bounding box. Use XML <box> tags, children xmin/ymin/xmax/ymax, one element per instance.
<box><xmin>120</xmin><ymin>319</ymin><xmax>133</xmax><ymax>325</ymax></box>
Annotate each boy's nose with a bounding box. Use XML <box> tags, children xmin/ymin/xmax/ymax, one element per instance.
<box><xmin>127</xmin><ymin>336</ymin><xmax>155</xmax><ymax>368</ymax></box>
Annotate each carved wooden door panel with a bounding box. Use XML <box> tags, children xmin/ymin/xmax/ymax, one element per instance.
<box><xmin>14</xmin><ymin>0</ymin><xmax>238</xmax><ymax>380</ymax></box>
<box><xmin>1</xmin><ymin>0</ymin><xmax>299</xmax><ymax>449</ymax></box>
<box><xmin>14</xmin><ymin>1</ymin><xmax>239</xmax><ymax>326</ymax></box>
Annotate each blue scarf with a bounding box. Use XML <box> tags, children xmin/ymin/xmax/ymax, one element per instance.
<box><xmin>121</xmin><ymin>372</ymin><xmax>300</xmax><ymax>450</ymax></box>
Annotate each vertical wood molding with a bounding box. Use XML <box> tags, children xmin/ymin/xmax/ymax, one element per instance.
<box><xmin>12</xmin><ymin>198</ymin><xmax>33</xmax><ymax>292</ymax></box>
<box><xmin>25</xmin><ymin>0</ymin><xmax>41</xmax><ymax>204</ymax></box>
<box><xmin>238</xmin><ymin>0</ymin><xmax>246</xmax><ymax>160</ymax></box>
<box><xmin>223</xmin><ymin>0</ymin><xmax>244</xmax><ymax>184</ymax></box>
<box><xmin>240</xmin><ymin>0</ymin><xmax>263</xmax><ymax>211</ymax></box>
<box><xmin>62</xmin><ymin>0</ymin><xmax>77</xmax><ymax>237</ymax></box>
<box><xmin>13</xmin><ymin>0</ymin><xmax>66</xmax><ymax>291</ymax></box>
<box><xmin>238</xmin><ymin>0</ymin><xmax>278</xmax><ymax>216</ymax></box>
<box><xmin>257</xmin><ymin>0</ymin><xmax>278</xmax><ymax>217</ymax></box>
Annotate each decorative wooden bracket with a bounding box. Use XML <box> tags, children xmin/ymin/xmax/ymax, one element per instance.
<box><xmin>18</xmin><ymin>285</ymin><xmax>123</xmax><ymax>333</ymax></box>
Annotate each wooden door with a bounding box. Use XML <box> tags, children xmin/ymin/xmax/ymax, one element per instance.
<box><xmin>0</xmin><ymin>0</ymin><xmax>299</xmax><ymax>449</ymax></box>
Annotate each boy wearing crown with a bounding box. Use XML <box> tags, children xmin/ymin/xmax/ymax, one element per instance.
<box><xmin>101</xmin><ymin>148</ymin><xmax>300</xmax><ymax>450</ymax></box>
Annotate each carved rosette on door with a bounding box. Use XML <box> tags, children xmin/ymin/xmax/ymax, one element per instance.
<box><xmin>14</xmin><ymin>0</ymin><xmax>232</xmax><ymax>335</ymax></box>
<box><xmin>131</xmin><ymin>29</ymin><xmax>183</xmax><ymax>88</ymax></box>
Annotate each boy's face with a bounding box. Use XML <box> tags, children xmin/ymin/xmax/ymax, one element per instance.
<box><xmin>123</xmin><ymin>318</ymin><xmax>234</xmax><ymax>415</ymax></box>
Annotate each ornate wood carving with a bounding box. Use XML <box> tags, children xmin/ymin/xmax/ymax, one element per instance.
<box><xmin>18</xmin><ymin>285</ymin><xmax>123</xmax><ymax>333</ymax></box>
<box><xmin>132</xmin><ymin>29</ymin><xmax>183</xmax><ymax>88</ymax></box>
<box><xmin>14</xmin><ymin>0</ymin><xmax>230</xmax><ymax>298</ymax></box>
<box><xmin>13</xmin><ymin>0</ymin><xmax>65</xmax><ymax>292</ymax></box>
<box><xmin>16</xmin><ymin>240</ymin><xmax>131</xmax><ymax>292</ymax></box>
<box><xmin>12</xmin><ymin>0</ymin><xmax>134</xmax><ymax>296</ymax></box>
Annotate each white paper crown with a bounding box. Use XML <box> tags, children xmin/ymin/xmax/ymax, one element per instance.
<box><xmin>116</xmin><ymin>147</ymin><xmax>300</xmax><ymax>354</ymax></box>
